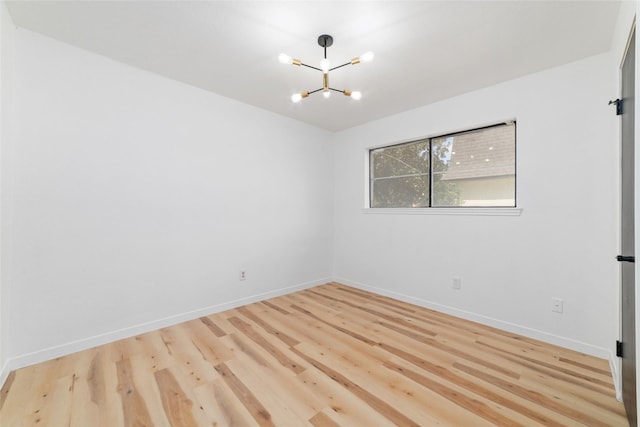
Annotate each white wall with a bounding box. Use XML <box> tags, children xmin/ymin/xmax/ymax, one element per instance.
<box><xmin>332</xmin><ymin>53</ymin><xmax>619</xmax><ymax>361</ymax></box>
<box><xmin>0</xmin><ymin>0</ymin><xmax>15</xmax><ymax>385</ymax></box>
<box><xmin>5</xmin><ymin>27</ymin><xmax>333</xmax><ymax>366</ymax></box>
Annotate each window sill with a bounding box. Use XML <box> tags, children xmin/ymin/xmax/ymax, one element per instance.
<box><xmin>362</xmin><ymin>207</ymin><xmax>522</xmax><ymax>216</ymax></box>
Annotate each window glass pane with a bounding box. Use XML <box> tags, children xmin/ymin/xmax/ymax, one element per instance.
<box><xmin>370</xmin><ymin>175</ymin><xmax>429</xmax><ymax>208</ymax></box>
<box><xmin>432</xmin><ymin>124</ymin><xmax>515</xmax><ymax>207</ymax></box>
<box><xmin>370</xmin><ymin>140</ymin><xmax>430</xmax><ymax>208</ymax></box>
<box><xmin>371</xmin><ymin>140</ymin><xmax>429</xmax><ymax>178</ymax></box>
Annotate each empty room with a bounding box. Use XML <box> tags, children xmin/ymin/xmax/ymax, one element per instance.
<box><xmin>0</xmin><ymin>1</ymin><xmax>638</xmax><ymax>426</ymax></box>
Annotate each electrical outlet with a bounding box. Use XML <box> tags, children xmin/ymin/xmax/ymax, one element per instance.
<box><xmin>552</xmin><ymin>297</ymin><xmax>563</xmax><ymax>313</ymax></box>
<box><xmin>452</xmin><ymin>277</ymin><xmax>462</xmax><ymax>290</ymax></box>
<box><xmin>239</xmin><ymin>270</ymin><xmax>246</xmax><ymax>281</ymax></box>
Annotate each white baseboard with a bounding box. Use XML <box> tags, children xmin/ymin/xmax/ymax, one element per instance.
<box><xmin>1</xmin><ymin>277</ymin><xmax>329</xmax><ymax>386</ymax></box>
<box><xmin>334</xmin><ymin>277</ymin><xmax>614</xmax><ymax>361</ymax></box>
<box><xmin>0</xmin><ymin>359</ymin><xmax>10</xmax><ymax>391</ymax></box>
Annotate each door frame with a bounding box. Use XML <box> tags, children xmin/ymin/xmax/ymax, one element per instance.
<box><xmin>618</xmin><ymin>22</ymin><xmax>637</xmax><ymax>426</ymax></box>
<box><xmin>634</xmin><ymin>12</ymin><xmax>640</xmax><ymax>424</ymax></box>
<box><xmin>618</xmin><ymin>14</ymin><xmax>640</xmax><ymax>422</ymax></box>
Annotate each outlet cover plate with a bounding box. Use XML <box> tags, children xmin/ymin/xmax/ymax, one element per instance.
<box><xmin>552</xmin><ymin>297</ymin><xmax>563</xmax><ymax>313</ymax></box>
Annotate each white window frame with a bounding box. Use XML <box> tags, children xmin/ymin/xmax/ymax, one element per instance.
<box><xmin>364</xmin><ymin>121</ymin><xmax>522</xmax><ymax>216</ymax></box>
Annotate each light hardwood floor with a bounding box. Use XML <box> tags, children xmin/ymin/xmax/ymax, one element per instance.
<box><xmin>0</xmin><ymin>283</ymin><xmax>628</xmax><ymax>426</ymax></box>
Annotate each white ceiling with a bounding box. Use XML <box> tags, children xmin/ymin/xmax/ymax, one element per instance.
<box><xmin>6</xmin><ymin>1</ymin><xmax>622</xmax><ymax>132</ymax></box>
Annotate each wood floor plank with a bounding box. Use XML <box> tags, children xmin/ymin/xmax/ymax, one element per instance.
<box><xmin>477</xmin><ymin>338</ymin><xmax>617</xmax><ymax>396</ymax></box>
<box><xmin>214</xmin><ymin>362</ymin><xmax>277</xmax><ymax>427</ymax></box>
<box><xmin>261</xmin><ymin>299</ymin><xmax>292</xmax><ymax>315</ymax></box>
<box><xmin>228</xmin><ymin>342</ymin><xmax>324</xmax><ymax>420</ymax></box>
<box><xmin>93</xmin><ymin>352</ymin><xmax>126</xmax><ymax>427</ymax></box>
<box><xmin>381</xmin><ymin>344</ymin><xmax>570</xmax><ymax>426</ymax></box>
<box><xmin>155</xmin><ymin>367</ymin><xmax>200</xmax><ymax>427</ymax></box>
<box><xmin>289</xmin><ymin>303</ymin><xmax>379</xmax><ymax>346</ymax></box>
<box><xmin>454</xmin><ymin>361</ymin><xmax>613</xmax><ymax>426</ymax></box>
<box><xmin>130</xmin><ymin>330</ymin><xmax>176</xmax><ymax>372</ymax></box>
<box><xmin>384</xmin><ymin>358</ymin><xmax>526</xmax><ymax>427</ymax></box>
<box><xmin>1</xmin><ymin>359</ymin><xmax>68</xmax><ymax>426</ymax></box>
<box><xmin>220</xmin><ymin>357</ymin><xmax>313</xmax><ymax>426</ymax></box>
<box><xmin>33</xmin><ymin>375</ymin><xmax>74</xmax><ymax>427</ymax></box>
<box><xmin>184</xmin><ymin>317</ymin><xmax>234</xmax><ymax>365</ymax></box>
<box><xmin>199</xmin><ymin>315</ymin><xmax>228</xmax><ymax>337</ymax></box>
<box><xmin>295</xmin><ymin>340</ymin><xmax>496</xmax><ymax>427</ymax></box>
<box><xmin>299</xmin><ymin>367</ymin><xmax>403</xmax><ymax>427</ymax></box>
<box><xmin>224</xmin><ymin>332</ymin><xmax>272</xmax><ymax>368</ymax></box>
<box><xmin>227</xmin><ymin>315</ymin><xmax>306</xmax><ymax>374</ymax></box>
<box><xmin>308</xmin><ymin>288</ymin><xmax>440</xmax><ymax>337</ymax></box>
<box><xmin>0</xmin><ymin>282</ymin><xmax>628</xmax><ymax>426</ymax></box>
<box><xmin>115</xmin><ymin>358</ymin><xmax>155</xmax><ymax>427</ymax></box>
<box><xmin>235</xmin><ymin>305</ymin><xmax>300</xmax><ymax>347</ymax></box>
<box><xmin>69</xmin><ymin>372</ymin><xmax>101</xmax><ymax>427</ymax></box>
<box><xmin>193</xmin><ymin>378</ymin><xmax>260</xmax><ymax>427</ymax></box>
<box><xmin>158</xmin><ymin>323</ymin><xmax>219</xmax><ymax>389</ymax></box>
<box><xmin>517</xmin><ymin>368</ymin><xmax>629</xmax><ymax>424</ymax></box>
<box><xmin>309</xmin><ymin>410</ymin><xmax>342</xmax><ymax>427</ymax></box>
<box><xmin>290</xmin><ymin>346</ymin><xmax>422</xmax><ymax>427</ymax></box>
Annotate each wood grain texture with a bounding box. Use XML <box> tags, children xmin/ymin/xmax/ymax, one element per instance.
<box><xmin>155</xmin><ymin>368</ymin><xmax>199</xmax><ymax>427</ymax></box>
<box><xmin>116</xmin><ymin>358</ymin><xmax>155</xmax><ymax>427</ymax></box>
<box><xmin>0</xmin><ymin>283</ymin><xmax>628</xmax><ymax>426</ymax></box>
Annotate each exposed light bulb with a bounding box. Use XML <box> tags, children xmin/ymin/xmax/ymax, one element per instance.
<box><xmin>350</xmin><ymin>91</ymin><xmax>362</xmax><ymax>100</ymax></box>
<box><xmin>360</xmin><ymin>51</ymin><xmax>374</xmax><ymax>63</ymax></box>
<box><xmin>279</xmin><ymin>53</ymin><xmax>293</xmax><ymax>64</ymax></box>
<box><xmin>320</xmin><ymin>58</ymin><xmax>331</xmax><ymax>72</ymax></box>
<box><xmin>291</xmin><ymin>91</ymin><xmax>309</xmax><ymax>103</ymax></box>
<box><xmin>323</xmin><ymin>90</ymin><xmax>331</xmax><ymax>99</ymax></box>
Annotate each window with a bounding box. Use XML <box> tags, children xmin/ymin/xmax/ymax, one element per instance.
<box><xmin>369</xmin><ymin>122</ymin><xmax>516</xmax><ymax>208</ymax></box>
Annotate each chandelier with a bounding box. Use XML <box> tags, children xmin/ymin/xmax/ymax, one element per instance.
<box><xmin>279</xmin><ymin>34</ymin><xmax>374</xmax><ymax>103</ymax></box>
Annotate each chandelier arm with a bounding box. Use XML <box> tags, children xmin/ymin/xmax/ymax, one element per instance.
<box><xmin>307</xmin><ymin>88</ymin><xmax>324</xmax><ymax>95</ymax></box>
<box><xmin>300</xmin><ymin>63</ymin><xmax>323</xmax><ymax>72</ymax></box>
<box><xmin>329</xmin><ymin>88</ymin><xmax>344</xmax><ymax>92</ymax></box>
<box><xmin>328</xmin><ymin>62</ymin><xmax>353</xmax><ymax>72</ymax></box>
